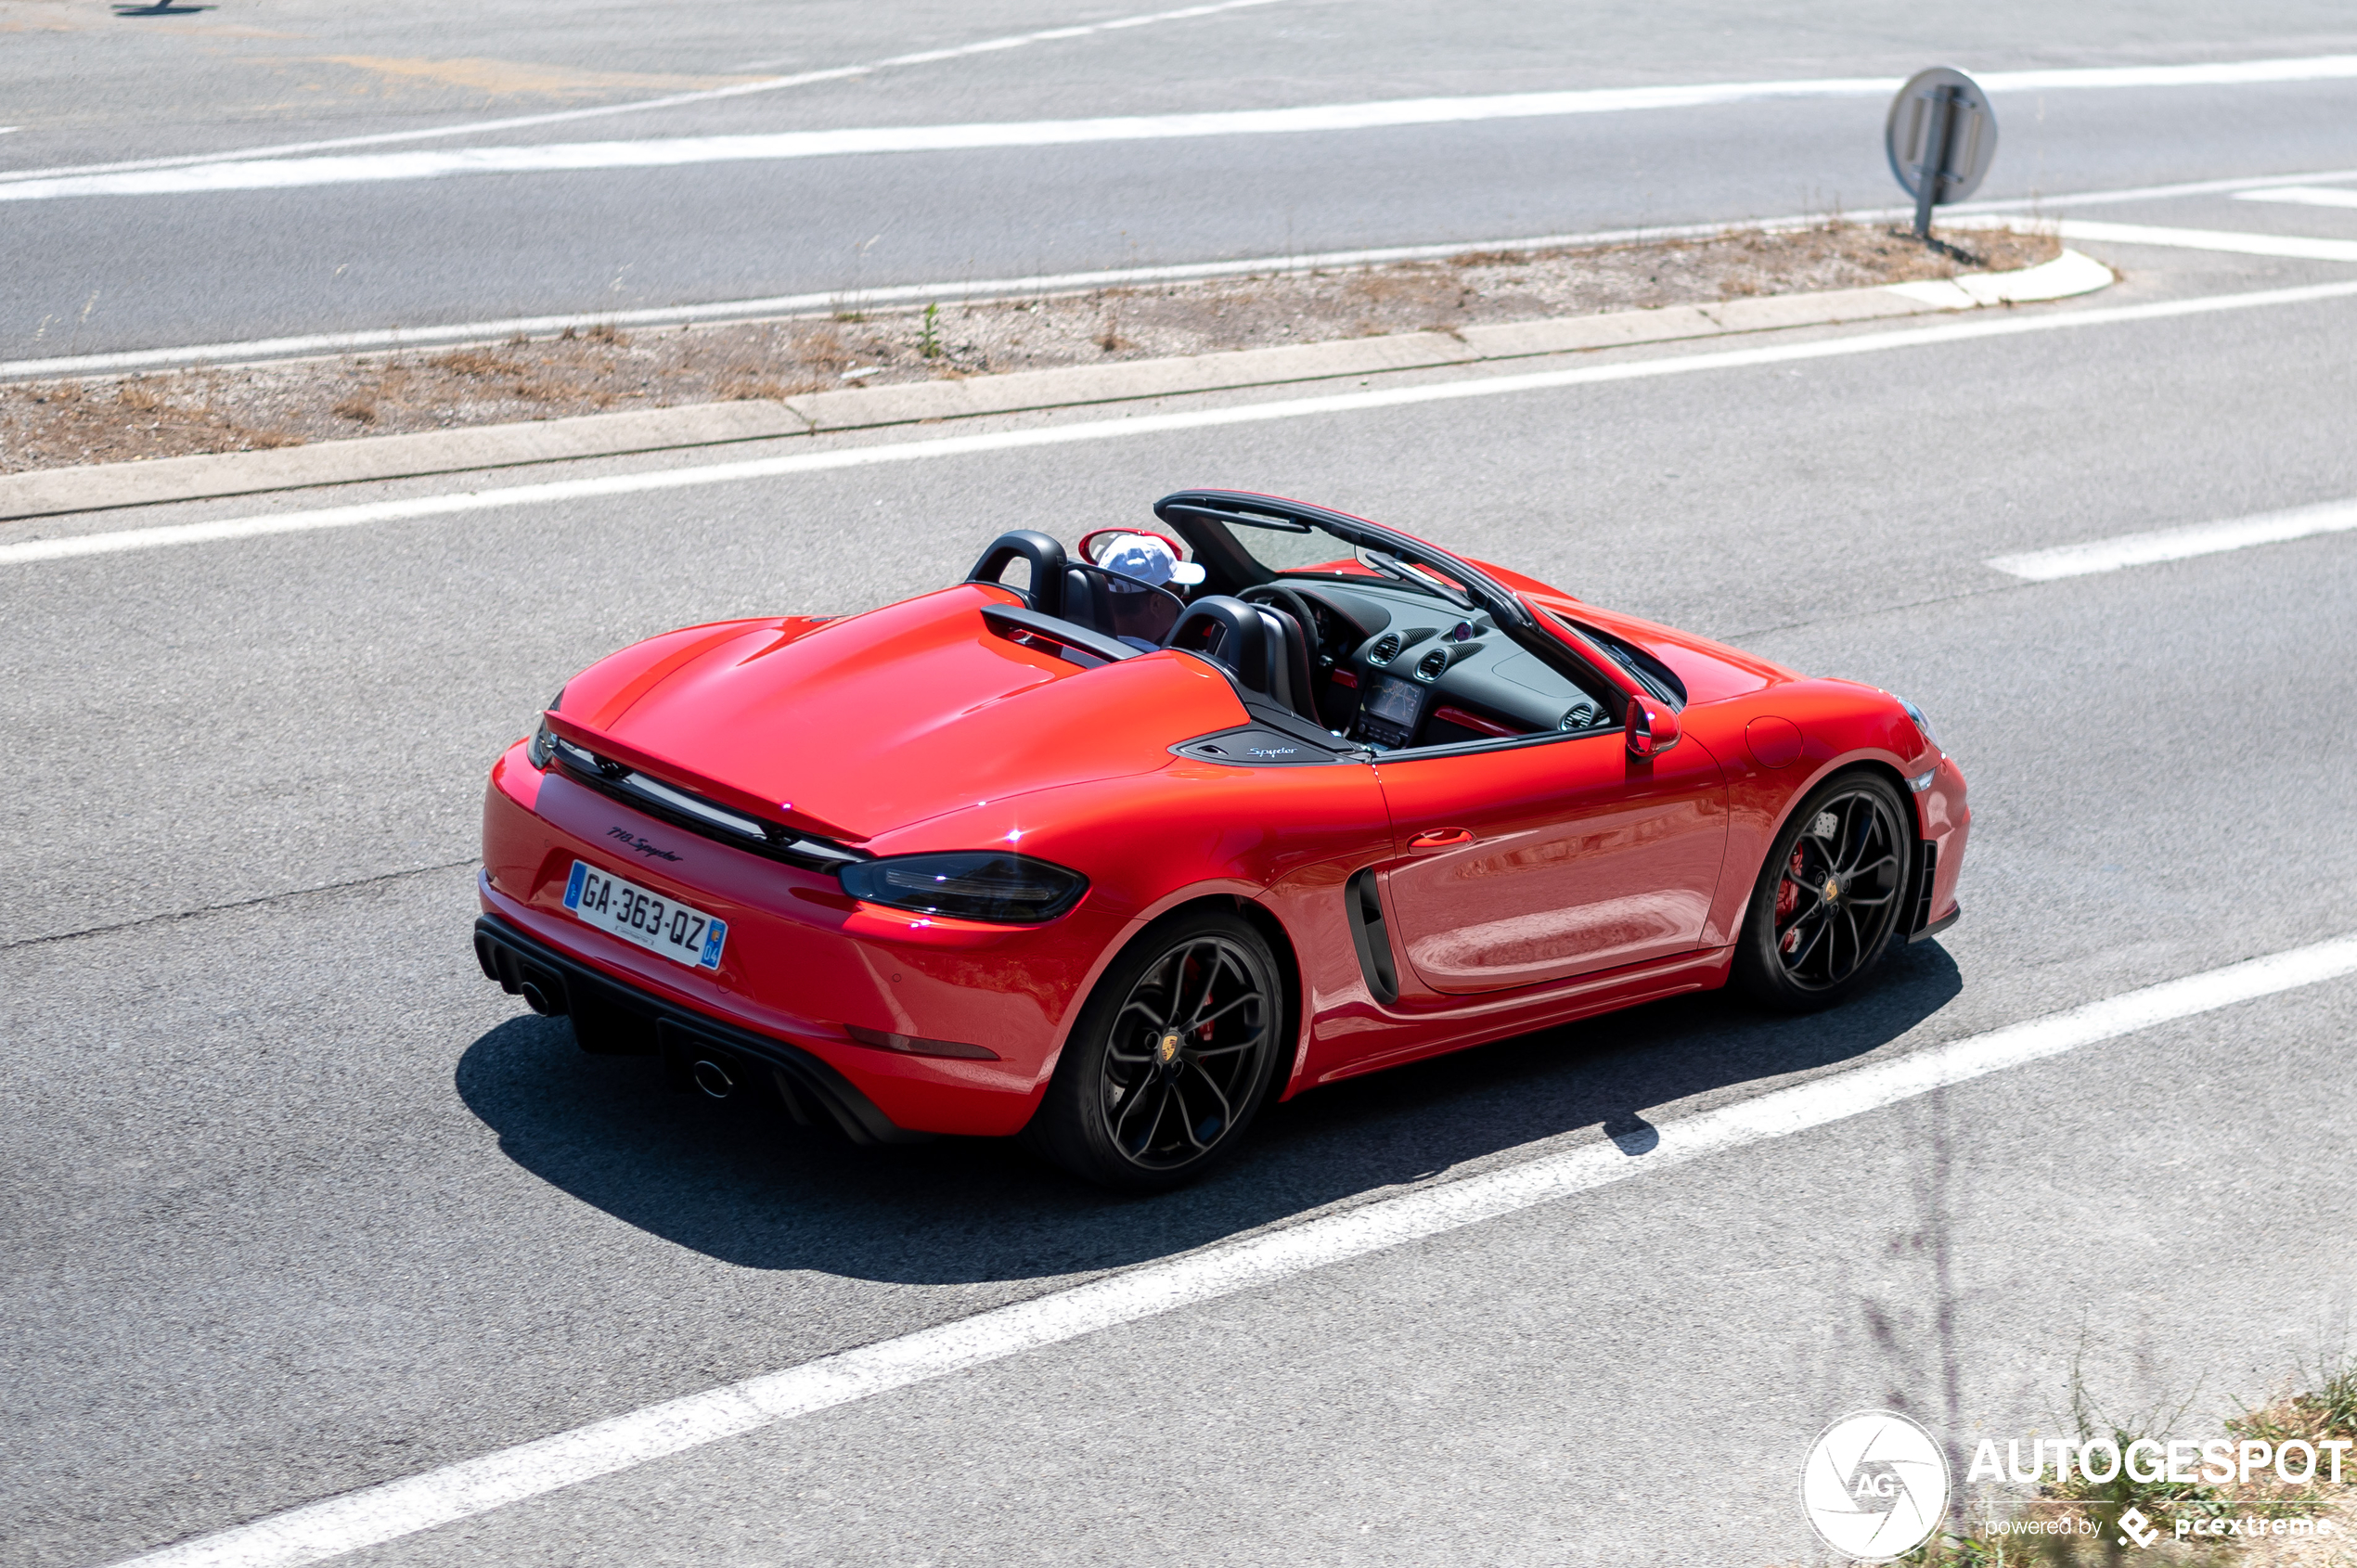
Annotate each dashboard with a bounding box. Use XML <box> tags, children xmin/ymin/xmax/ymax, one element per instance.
<box><xmin>1267</xmin><ymin>577</ymin><xmax>1617</xmax><ymax>751</ymax></box>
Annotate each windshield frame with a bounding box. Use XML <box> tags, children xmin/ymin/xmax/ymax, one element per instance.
<box><xmin>1156</xmin><ymin>490</ymin><xmax>1524</xmax><ymax>618</ymax></box>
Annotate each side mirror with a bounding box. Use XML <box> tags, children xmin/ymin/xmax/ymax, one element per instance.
<box><xmin>1626</xmin><ymin>698</ymin><xmax>1681</xmax><ymax>759</ymax></box>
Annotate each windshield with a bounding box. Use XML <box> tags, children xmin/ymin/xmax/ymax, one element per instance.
<box><xmin>1218</xmin><ymin>514</ymin><xmax>1359</xmax><ymax>574</ymax></box>
<box><xmin>1211</xmin><ymin>510</ymin><xmax>1478</xmax><ymax>607</ymax></box>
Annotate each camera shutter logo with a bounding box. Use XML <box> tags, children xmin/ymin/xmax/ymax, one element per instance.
<box><xmin>1799</xmin><ymin>1409</ymin><xmax>1951</xmax><ymax>1561</ymax></box>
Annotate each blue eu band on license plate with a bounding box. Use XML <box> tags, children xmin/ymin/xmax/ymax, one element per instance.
<box><xmin>561</xmin><ymin>859</ymin><xmax>727</xmax><ymax>970</ymax></box>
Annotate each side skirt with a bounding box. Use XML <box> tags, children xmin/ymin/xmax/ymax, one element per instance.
<box><xmin>1306</xmin><ymin>945</ymin><xmax>1735</xmax><ymax>1088</ymax></box>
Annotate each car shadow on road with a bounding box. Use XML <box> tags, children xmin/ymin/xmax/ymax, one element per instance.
<box><xmin>454</xmin><ymin>940</ymin><xmax>1962</xmax><ymax>1285</ymax></box>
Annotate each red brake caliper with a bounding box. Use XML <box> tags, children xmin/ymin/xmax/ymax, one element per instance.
<box><xmin>1775</xmin><ymin>847</ymin><xmax>1805</xmax><ymax>949</ymax></box>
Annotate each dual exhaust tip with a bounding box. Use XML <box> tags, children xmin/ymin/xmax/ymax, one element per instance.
<box><xmin>514</xmin><ymin>971</ymin><xmax>736</xmax><ymax>1099</ymax></box>
<box><xmin>480</xmin><ymin>929</ymin><xmax>748</xmax><ymax>1106</ymax></box>
<box><xmin>499</xmin><ymin>958</ymin><xmax>740</xmax><ymax>1099</ymax></box>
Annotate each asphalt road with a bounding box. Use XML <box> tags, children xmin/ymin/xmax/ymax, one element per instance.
<box><xmin>5</xmin><ymin>215</ymin><xmax>2355</xmax><ymax>1567</ymax></box>
<box><xmin>6</xmin><ymin>0</ymin><xmax>2357</xmax><ymax>355</ymax></box>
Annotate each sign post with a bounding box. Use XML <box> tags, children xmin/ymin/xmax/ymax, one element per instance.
<box><xmin>1885</xmin><ymin>68</ymin><xmax>1998</xmax><ymax>240</ymax></box>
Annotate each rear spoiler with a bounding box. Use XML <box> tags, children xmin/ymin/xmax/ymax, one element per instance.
<box><xmin>540</xmin><ymin>709</ymin><xmax>860</xmax><ymax>845</ymax></box>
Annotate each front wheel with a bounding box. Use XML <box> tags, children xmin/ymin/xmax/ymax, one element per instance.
<box><xmin>1024</xmin><ymin>909</ymin><xmax>1284</xmax><ymax>1191</ymax></box>
<box><xmin>1732</xmin><ymin>772</ymin><xmax>1913</xmax><ymax>1011</ymax></box>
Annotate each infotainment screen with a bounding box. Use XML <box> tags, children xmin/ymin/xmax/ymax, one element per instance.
<box><xmin>1363</xmin><ymin>675</ymin><xmax>1423</xmax><ymax>728</ymax></box>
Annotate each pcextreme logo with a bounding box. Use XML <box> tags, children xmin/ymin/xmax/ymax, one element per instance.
<box><xmin>1799</xmin><ymin>1409</ymin><xmax>1952</xmax><ymax>1562</ymax></box>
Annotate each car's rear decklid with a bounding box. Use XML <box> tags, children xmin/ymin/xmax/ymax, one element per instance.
<box><xmin>550</xmin><ymin>584</ymin><xmax>1248</xmax><ymax>842</ymax></box>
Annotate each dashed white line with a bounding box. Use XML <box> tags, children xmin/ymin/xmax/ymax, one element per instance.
<box><xmin>13</xmin><ymin>54</ymin><xmax>2357</xmax><ymax>202</ymax></box>
<box><xmin>108</xmin><ymin>931</ymin><xmax>2357</xmax><ymax>1568</ymax></box>
<box><xmin>1987</xmin><ymin>499</ymin><xmax>2357</xmax><ymax>580</ymax></box>
<box><xmin>8</xmin><ymin>274</ymin><xmax>2357</xmax><ymax>570</ymax></box>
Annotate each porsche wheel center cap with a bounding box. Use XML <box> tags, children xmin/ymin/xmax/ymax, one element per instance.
<box><xmin>1155</xmin><ymin>1032</ymin><xmax>1182</xmax><ymax>1066</ymax></box>
<box><xmin>1822</xmin><ymin>875</ymin><xmax>1843</xmax><ymax>904</ymax></box>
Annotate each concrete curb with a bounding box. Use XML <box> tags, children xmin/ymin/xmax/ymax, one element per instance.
<box><xmin>0</xmin><ymin>251</ymin><xmax>2110</xmax><ymax>522</ymax></box>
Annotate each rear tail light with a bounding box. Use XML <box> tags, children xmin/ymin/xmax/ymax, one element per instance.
<box><xmin>526</xmin><ymin>688</ymin><xmax>567</xmax><ymax>768</ymax></box>
<box><xmin>839</xmin><ymin>852</ymin><xmax>1088</xmax><ymax>923</ymax></box>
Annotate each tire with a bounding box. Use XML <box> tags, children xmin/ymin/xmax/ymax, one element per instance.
<box><xmin>1732</xmin><ymin>771</ymin><xmax>1913</xmax><ymax>1012</ymax></box>
<box><xmin>1024</xmin><ymin>908</ymin><xmax>1285</xmax><ymax>1191</ymax></box>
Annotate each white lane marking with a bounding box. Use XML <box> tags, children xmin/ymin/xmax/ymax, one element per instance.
<box><xmin>0</xmin><ymin>85</ymin><xmax>1913</xmax><ymax>201</ymax></box>
<box><xmin>2235</xmin><ymin>185</ymin><xmax>2357</xmax><ymax>210</ymax></box>
<box><xmin>1988</xmin><ymin>498</ymin><xmax>2357</xmax><ymax>580</ymax></box>
<box><xmin>0</xmin><ymin>0</ymin><xmax>1290</xmax><ymax>186</ymax></box>
<box><xmin>2048</xmin><ymin>218</ymin><xmax>2357</xmax><ymax>263</ymax></box>
<box><xmin>109</xmin><ymin>931</ymin><xmax>2357</xmax><ymax>1568</ymax></box>
<box><xmin>9</xmin><ymin>275</ymin><xmax>2357</xmax><ymax>570</ymax></box>
<box><xmin>15</xmin><ymin>55</ymin><xmax>2357</xmax><ymax>202</ymax></box>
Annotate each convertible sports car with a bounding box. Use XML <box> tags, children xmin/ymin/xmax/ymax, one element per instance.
<box><xmin>474</xmin><ymin>490</ymin><xmax>1966</xmax><ymax>1189</ymax></box>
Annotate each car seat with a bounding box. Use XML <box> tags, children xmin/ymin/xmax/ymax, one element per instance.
<box><xmin>1166</xmin><ymin>596</ymin><xmax>1320</xmax><ymax>724</ymax></box>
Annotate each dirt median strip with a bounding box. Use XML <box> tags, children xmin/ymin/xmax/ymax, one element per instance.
<box><xmin>0</xmin><ymin>225</ymin><xmax>2077</xmax><ymax>522</ymax></box>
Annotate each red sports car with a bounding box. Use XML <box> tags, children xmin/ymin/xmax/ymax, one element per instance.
<box><xmin>475</xmin><ymin>490</ymin><xmax>1966</xmax><ymax>1189</ymax></box>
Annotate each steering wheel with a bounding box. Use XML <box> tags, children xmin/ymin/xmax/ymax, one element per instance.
<box><xmin>1239</xmin><ymin>583</ymin><xmax>1331</xmax><ymax>675</ymax></box>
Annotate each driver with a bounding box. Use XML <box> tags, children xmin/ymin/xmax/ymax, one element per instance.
<box><xmin>1094</xmin><ymin>533</ymin><xmax>1205</xmax><ymax>593</ymax></box>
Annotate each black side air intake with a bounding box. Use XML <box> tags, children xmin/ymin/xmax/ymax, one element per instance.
<box><xmin>1346</xmin><ymin>868</ymin><xmax>1399</xmax><ymax>1005</ymax></box>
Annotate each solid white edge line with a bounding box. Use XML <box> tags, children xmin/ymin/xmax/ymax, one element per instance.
<box><xmin>0</xmin><ymin>0</ymin><xmax>1293</xmax><ymax>186</ymax></box>
<box><xmin>9</xmin><ymin>273</ymin><xmax>2357</xmax><ymax>571</ymax></box>
<box><xmin>1987</xmin><ymin>499</ymin><xmax>2357</xmax><ymax>580</ymax></box>
<box><xmin>0</xmin><ymin>83</ymin><xmax>1906</xmax><ymax>201</ymax></box>
<box><xmin>109</xmin><ymin>929</ymin><xmax>2357</xmax><ymax>1568</ymax></box>
<box><xmin>17</xmin><ymin>54</ymin><xmax>2357</xmax><ymax>202</ymax></box>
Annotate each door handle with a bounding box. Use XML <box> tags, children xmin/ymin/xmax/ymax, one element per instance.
<box><xmin>1408</xmin><ymin>827</ymin><xmax>1475</xmax><ymax>850</ymax></box>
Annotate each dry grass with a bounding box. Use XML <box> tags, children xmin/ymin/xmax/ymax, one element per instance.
<box><xmin>0</xmin><ymin>222</ymin><xmax>2057</xmax><ymax>473</ymax></box>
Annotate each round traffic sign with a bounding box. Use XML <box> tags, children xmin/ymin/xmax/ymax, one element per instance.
<box><xmin>1885</xmin><ymin>67</ymin><xmax>1998</xmax><ymax>206</ymax></box>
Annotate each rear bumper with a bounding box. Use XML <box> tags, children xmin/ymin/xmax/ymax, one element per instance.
<box><xmin>472</xmin><ymin>911</ymin><xmax>929</xmax><ymax>1145</ymax></box>
<box><xmin>478</xmin><ymin>743</ymin><xmax>1101</xmax><ymax>1137</ymax></box>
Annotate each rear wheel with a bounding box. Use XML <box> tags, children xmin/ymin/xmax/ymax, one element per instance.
<box><xmin>1733</xmin><ymin>773</ymin><xmax>1913</xmax><ymax>1011</ymax></box>
<box><xmin>1025</xmin><ymin>909</ymin><xmax>1284</xmax><ymax>1191</ymax></box>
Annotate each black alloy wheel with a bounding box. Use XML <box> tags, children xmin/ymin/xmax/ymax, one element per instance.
<box><xmin>1025</xmin><ymin>909</ymin><xmax>1283</xmax><ymax>1190</ymax></box>
<box><xmin>1733</xmin><ymin>773</ymin><xmax>1913</xmax><ymax>1010</ymax></box>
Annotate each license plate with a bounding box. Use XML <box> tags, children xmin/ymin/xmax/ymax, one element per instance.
<box><xmin>562</xmin><ymin>860</ymin><xmax>727</xmax><ymax>970</ymax></box>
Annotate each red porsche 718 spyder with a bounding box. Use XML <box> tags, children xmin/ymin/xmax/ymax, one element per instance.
<box><xmin>475</xmin><ymin>489</ymin><xmax>1966</xmax><ymax>1189</ymax></box>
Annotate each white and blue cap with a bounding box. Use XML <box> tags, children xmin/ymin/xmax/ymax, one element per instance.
<box><xmin>1097</xmin><ymin>533</ymin><xmax>1206</xmax><ymax>589</ymax></box>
